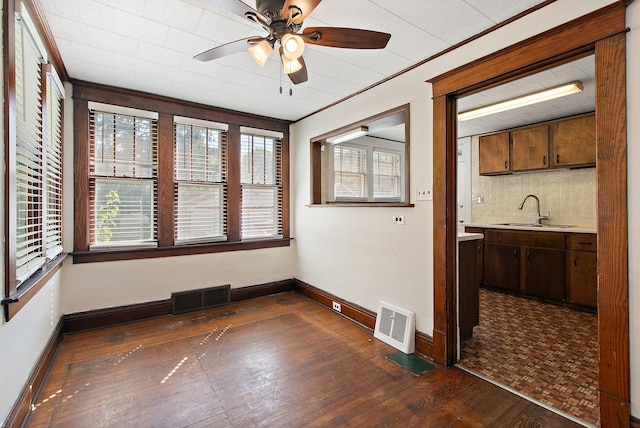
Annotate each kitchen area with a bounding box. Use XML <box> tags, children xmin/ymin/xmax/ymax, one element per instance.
<box><xmin>455</xmin><ymin>55</ymin><xmax>599</xmax><ymax>426</ymax></box>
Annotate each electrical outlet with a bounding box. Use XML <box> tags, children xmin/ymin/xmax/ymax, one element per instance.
<box><xmin>416</xmin><ymin>185</ymin><xmax>433</xmax><ymax>201</ymax></box>
<box><xmin>392</xmin><ymin>215</ymin><xmax>405</xmax><ymax>225</ymax></box>
<box><xmin>332</xmin><ymin>301</ymin><xmax>341</xmax><ymax>312</ymax></box>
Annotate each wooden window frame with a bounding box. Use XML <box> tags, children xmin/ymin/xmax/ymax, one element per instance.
<box><xmin>72</xmin><ymin>81</ymin><xmax>291</xmax><ymax>264</ymax></box>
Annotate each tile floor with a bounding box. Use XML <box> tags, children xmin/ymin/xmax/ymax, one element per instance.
<box><xmin>458</xmin><ymin>288</ymin><xmax>599</xmax><ymax>426</ymax></box>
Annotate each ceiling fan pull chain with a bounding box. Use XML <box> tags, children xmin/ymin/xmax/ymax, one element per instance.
<box><xmin>279</xmin><ymin>60</ymin><xmax>283</xmax><ymax>94</ymax></box>
<box><xmin>289</xmin><ymin>80</ymin><xmax>293</xmax><ymax>96</ymax></box>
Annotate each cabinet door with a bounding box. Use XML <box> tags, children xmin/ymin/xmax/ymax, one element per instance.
<box><xmin>512</xmin><ymin>126</ymin><xmax>549</xmax><ymax>171</ymax></box>
<box><xmin>567</xmin><ymin>249</ymin><xmax>597</xmax><ymax>308</ymax></box>
<box><xmin>479</xmin><ymin>132</ymin><xmax>510</xmax><ymax>175</ymax></box>
<box><xmin>459</xmin><ymin>240</ymin><xmax>480</xmax><ymax>341</ymax></box>
<box><xmin>550</xmin><ymin>114</ymin><xmax>596</xmax><ymax>168</ymax></box>
<box><xmin>483</xmin><ymin>243</ymin><xmax>520</xmax><ymax>292</ymax></box>
<box><xmin>524</xmin><ymin>247</ymin><xmax>565</xmax><ymax>301</ymax></box>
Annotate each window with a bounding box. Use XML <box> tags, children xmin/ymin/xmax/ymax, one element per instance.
<box><xmin>174</xmin><ymin>118</ymin><xmax>227</xmax><ymax>244</ymax></box>
<box><xmin>88</xmin><ymin>107</ymin><xmax>158</xmax><ymax>250</ymax></box>
<box><xmin>329</xmin><ymin>142</ymin><xmax>403</xmax><ymax>203</ymax></box>
<box><xmin>240</xmin><ymin>131</ymin><xmax>283</xmax><ymax>239</ymax></box>
<box><xmin>4</xmin><ymin>2</ymin><xmax>66</xmax><ymax>318</ymax></box>
<box><xmin>311</xmin><ymin>104</ymin><xmax>410</xmax><ymax>205</ymax></box>
<box><xmin>72</xmin><ymin>82</ymin><xmax>290</xmax><ymax>263</ymax></box>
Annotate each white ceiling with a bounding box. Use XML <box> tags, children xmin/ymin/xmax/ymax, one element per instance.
<box><xmin>39</xmin><ymin>0</ymin><xmax>550</xmax><ymax>122</ymax></box>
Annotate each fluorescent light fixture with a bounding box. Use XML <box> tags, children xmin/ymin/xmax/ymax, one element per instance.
<box><xmin>458</xmin><ymin>81</ymin><xmax>584</xmax><ymax>122</ymax></box>
<box><xmin>326</xmin><ymin>126</ymin><xmax>369</xmax><ymax>144</ymax></box>
<box><xmin>248</xmin><ymin>39</ymin><xmax>273</xmax><ymax>67</ymax></box>
<box><xmin>281</xmin><ymin>33</ymin><xmax>305</xmax><ymax>60</ymax></box>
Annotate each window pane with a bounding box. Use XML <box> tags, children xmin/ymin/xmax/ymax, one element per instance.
<box><xmin>334</xmin><ymin>146</ymin><xmax>367</xmax><ymax>199</ymax></box>
<box><xmin>175</xmin><ymin>124</ymin><xmax>223</xmax><ymax>182</ymax></box>
<box><xmin>45</xmin><ymin>74</ymin><xmax>64</xmax><ymax>259</ymax></box>
<box><xmin>175</xmin><ymin>184</ymin><xmax>225</xmax><ymax>243</ymax></box>
<box><xmin>241</xmin><ymin>134</ymin><xmax>276</xmax><ymax>185</ymax></box>
<box><xmin>92</xmin><ymin>179</ymin><xmax>155</xmax><ymax>247</ymax></box>
<box><xmin>373</xmin><ymin>150</ymin><xmax>401</xmax><ymax>199</ymax></box>
<box><xmin>241</xmin><ymin>186</ymin><xmax>280</xmax><ymax>239</ymax></box>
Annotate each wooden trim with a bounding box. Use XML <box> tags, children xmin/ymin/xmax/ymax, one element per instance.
<box><xmin>63</xmin><ymin>279</ymin><xmax>296</xmax><ymax>333</ymax></box>
<box><xmin>3</xmin><ymin>320</ymin><xmax>64</xmax><ymax>428</ymax></box>
<box><xmin>430</xmin><ymin>2</ymin><xmax>629</xmax><ymax>425</ymax></box>
<box><xmin>429</xmin><ymin>2</ymin><xmax>627</xmax><ymax>96</ymax></box>
<box><xmin>280</xmin><ymin>131</ymin><xmax>291</xmax><ymax>239</ymax></box>
<box><xmin>230</xmin><ymin>279</ymin><xmax>295</xmax><ymax>302</ymax></box>
<box><xmin>631</xmin><ymin>416</ymin><xmax>640</xmax><ymax>428</ymax></box>
<box><xmin>595</xmin><ymin>32</ymin><xmax>630</xmax><ymax>423</ymax></box>
<box><xmin>310</xmin><ymin>141</ymin><xmax>322</xmax><ymax>205</ymax></box>
<box><xmin>226</xmin><ymin>125</ymin><xmax>241</xmax><ymax>241</ymax></box>
<box><xmin>293</xmin><ymin>279</ymin><xmax>434</xmax><ymax>358</ymax></box>
<box><xmin>71</xmin><ymin>238</ymin><xmax>292</xmax><ymax>264</ymax></box>
<box><xmin>72</xmin><ymin>80</ymin><xmax>291</xmax><ymax>131</ymax></box>
<box><xmin>157</xmin><ymin>113</ymin><xmax>175</xmax><ymax>247</ymax></box>
<box><xmin>297</xmin><ymin>1</ymin><xmax>558</xmax><ymax>122</ymax></box>
<box><xmin>73</xmin><ymin>98</ymin><xmax>90</xmax><ymax>252</ymax></box>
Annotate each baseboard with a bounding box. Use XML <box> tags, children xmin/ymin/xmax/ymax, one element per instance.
<box><xmin>293</xmin><ymin>278</ymin><xmax>434</xmax><ymax>358</ymax></box>
<box><xmin>631</xmin><ymin>415</ymin><xmax>640</xmax><ymax>428</ymax></box>
<box><xmin>4</xmin><ymin>320</ymin><xmax>63</xmax><ymax>428</ymax></box>
<box><xmin>63</xmin><ymin>279</ymin><xmax>296</xmax><ymax>334</ymax></box>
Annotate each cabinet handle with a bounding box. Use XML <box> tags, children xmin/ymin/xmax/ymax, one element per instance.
<box><xmin>578</xmin><ymin>241</ymin><xmax>593</xmax><ymax>246</ymax></box>
<box><xmin>574</xmin><ymin>256</ymin><xmax>578</xmax><ymax>267</ymax></box>
<box><xmin>556</xmin><ymin>154</ymin><xmax>560</xmax><ymax>164</ymax></box>
<box><xmin>543</xmin><ymin>155</ymin><xmax>547</xmax><ymax>165</ymax></box>
<box><xmin>513</xmin><ymin>249</ymin><xmax>519</xmax><ymax>259</ymax></box>
<box><xmin>504</xmin><ymin>160</ymin><xmax>508</xmax><ymax>170</ymax></box>
<box><xmin>526</xmin><ymin>250</ymin><xmax>531</xmax><ymax>261</ymax></box>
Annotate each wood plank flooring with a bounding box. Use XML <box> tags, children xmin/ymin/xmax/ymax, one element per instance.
<box><xmin>26</xmin><ymin>292</ymin><xmax>580</xmax><ymax>427</ymax></box>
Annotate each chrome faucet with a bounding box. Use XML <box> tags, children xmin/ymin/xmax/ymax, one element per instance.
<box><xmin>518</xmin><ymin>194</ymin><xmax>549</xmax><ymax>225</ymax></box>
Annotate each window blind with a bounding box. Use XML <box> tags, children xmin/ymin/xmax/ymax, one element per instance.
<box><xmin>14</xmin><ymin>15</ymin><xmax>45</xmax><ymax>283</ymax></box>
<box><xmin>373</xmin><ymin>149</ymin><xmax>401</xmax><ymax>200</ymax></box>
<box><xmin>89</xmin><ymin>110</ymin><xmax>158</xmax><ymax>249</ymax></box>
<box><xmin>240</xmin><ymin>134</ymin><xmax>283</xmax><ymax>239</ymax></box>
<box><xmin>174</xmin><ymin>122</ymin><xmax>227</xmax><ymax>244</ymax></box>
<box><xmin>333</xmin><ymin>145</ymin><xmax>368</xmax><ymax>200</ymax></box>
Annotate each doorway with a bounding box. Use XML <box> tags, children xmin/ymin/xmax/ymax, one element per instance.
<box><xmin>429</xmin><ymin>4</ymin><xmax>629</xmax><ymax>426</ymax></box>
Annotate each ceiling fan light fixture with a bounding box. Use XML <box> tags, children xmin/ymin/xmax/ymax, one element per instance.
<box><xmin>458</xmin><ymin>81</ymin><xmax>584</xmax><ymax>121</ymax></box>
<box><xmin>281</xmin><ymin>33</ymin><xmax>305</xmax><ymax>60</ymax></box>
<box><xmin>248</xmin><ymin>39</ymin><xmax>273</xmax><ymax>67</ymax></box>
<box><xmin>282</xmin><ymin>55</ymin><xmax>303</xmax><ymax>74</ymax></box>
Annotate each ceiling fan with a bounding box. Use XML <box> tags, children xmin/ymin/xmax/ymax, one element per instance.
<box><xmin>194</xmin><ymin>0</ymin><xmax>391</xmax><ymax>85</ymax></box>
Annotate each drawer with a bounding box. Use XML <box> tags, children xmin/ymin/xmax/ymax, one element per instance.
<box><xmin>567</xmin><ymin>233</ymin><xmax>597</xmax><ymax>251</ymax></box>
<box><xmin>484</xmin><ymin>229</ymin><xmax>565</xmax><ymax>249</ymax></box>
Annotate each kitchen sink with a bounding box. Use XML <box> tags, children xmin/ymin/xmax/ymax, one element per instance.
<box><xmin>495</xmin><ymin>222</ymin><xmax>576</xmax><ymax>228</ymax></box>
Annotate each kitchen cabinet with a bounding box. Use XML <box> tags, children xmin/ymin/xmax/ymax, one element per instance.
<box><xmin>474</xmin><ymin>228</ymin><xmax>566</xmax><ymax>302</ymax></box>
<box><xmin>566</xmin><ymin>233</ymin><xmax>597</xmax><ymax>308</ymax></box>
<box><xmin>478</xmin><ymin>132</ymin><xmax>510</xmax><ymax>175</ymax></box>
<box><xmin>459</xmin><ymin>238</ymin><xmax>482</xmax><ymax>341</ymax></box>
<box><xmin>551</xmin><ymin>114</ymin><xmax>596</xmax><ymax>168</ymax></box>
<box><xmin>511</xmin><ymin>126</ymin><xmax>549</xmax><ymax>172</ymax></box>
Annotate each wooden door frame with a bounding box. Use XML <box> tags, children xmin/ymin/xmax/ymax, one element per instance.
<box><xmin>429</xmin><ymin>2</ymin><xmax>630</xmax><ymax>425</ymax></box>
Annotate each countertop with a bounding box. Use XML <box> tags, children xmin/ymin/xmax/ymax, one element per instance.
<box><xmin>458</xmin><ymin>232</ymin><xmax>484</xmax><ymax>241</ymax></box>
<box><xmin>463</xmin><ymin>223</ymin><xmax>596</xmax><ymax>234</ymax></box>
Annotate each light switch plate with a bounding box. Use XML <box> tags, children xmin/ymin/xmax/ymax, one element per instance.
<box><xmin>417</xmin><ymin>186</ymin><xmax>433</xmax><ymax>201</ymax></box>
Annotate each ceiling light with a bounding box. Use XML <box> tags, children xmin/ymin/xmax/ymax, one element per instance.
<box><xmin>281</xmin><ymin>54</ymin><xmax>302</xmax><ymax>74</ymax></box>
<box><xmin>326</xmin><ymin>126</ymin><xmax>369</xmax><ymax>144</ymax></box>
<box><xmin>248</xmin><ymin>39</ymin><xmax>273</xmax><ymax>67</ymax></box>
<box><xmin>281</xmin><ymin>33</ymin><xmax>305</xmax><ymax>60</ymax></box>
<box><xmin>458</xmin><ymin>81</ymin><xmax>584</xmax><ymax>121</ymax></box>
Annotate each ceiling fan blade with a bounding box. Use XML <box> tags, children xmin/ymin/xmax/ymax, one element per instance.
<box><xmin>302</xmin><ymin>27</ymin><xmax>391</xmax><ymax>49</ymax></box>
<box><xmin>207</xmin><ymin>0</ymin><xmax>267</xmax><ymax>25</ymax></box>
<box><xmin>288</xmin><ymin>56</ymin><xmax>308</xmax><ymax>84</ymax></box>
<box><xmin>194</xmin><ymin>37</ymin><xmax>262</xmax><ymax>62</ymax></box>
<box><xmin>282</xmin><ymin>0</ymin><xmax>322</xmax><ymax>25</ymax></box>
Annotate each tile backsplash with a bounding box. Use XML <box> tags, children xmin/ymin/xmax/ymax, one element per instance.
<box><xmin>470</xmin><ymin>137</ymin><xmax>596</xmax><ymax>228</ymax></box>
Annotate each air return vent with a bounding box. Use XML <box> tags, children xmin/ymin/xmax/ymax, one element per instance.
<box><xmin>374</xmin><ymin>301</ymin><xmax>415</xmax><ymax>354</ymax></box>
<box><xmin>171</xmin><ymin>284</ymin><xmax>230</xmax><ymax>315</ymax></box>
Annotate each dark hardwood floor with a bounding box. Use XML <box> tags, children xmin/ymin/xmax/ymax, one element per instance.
<box><xmin>26</xmin><ymin>292</ymin><xmax>580</xmax><ymax>427</ymax></box>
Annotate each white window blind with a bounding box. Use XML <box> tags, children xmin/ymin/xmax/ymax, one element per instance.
<box><xmin>373</xmin><ymin>149</ymin><xmax>401</xmax><ymax>200</ymax></box>
<box><xmin>333</xmin><ymin>145</ymin><xmax>368</xmax><ymax>200</ymax></box>
<box><xmin>14</xmin><ymin>13</ymin><xmax>45</xmax><ymax>283</ymax></box>
<box><xmin>89</xmin><ymin>110</ymin><xmax>158</xmax><ymax>250</ymax></box>
<box><xmin>240</xmin><ymin>134</ymin><xmax>283</xmax><ymax>239</ymax></box>
<box><xmin>174</xmin><ymin>122</ymin><xmax>227</xmax><ymax>244</ymax></box>
<box><xmin>44</xmin><ymin>67</ymin><xmax>64</xmax><ymax>260</ymax></box>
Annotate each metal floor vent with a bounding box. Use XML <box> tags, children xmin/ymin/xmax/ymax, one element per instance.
<box><xmin>374</xmin><ymin>301</ymin><xmax>415</xmax><ymax>354</ymax></box>
<box><xmin>171</xmin><ymin>284</ymin><xmax>230</xmax><ymax>315</ymax></box>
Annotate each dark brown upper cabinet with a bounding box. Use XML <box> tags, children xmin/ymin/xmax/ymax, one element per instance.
<box><xmin>550</xmin><ymin>113</ymin><xmax>596</xmax><ymax>168</ymax></box>
<box><xmin>478</xmin><ymin>132</ymin><xmax>510</xmax><ymax>175</ymax></box>
<box><xmin>511</xmin><ymin>125</ymin><xmax>549</xmax><ymax>172</ymax></box>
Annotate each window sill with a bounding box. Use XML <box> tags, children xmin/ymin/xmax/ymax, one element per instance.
<box><xmin>72</xmin><ymin>238</ymin><xmax>293</xmax><ymax>264</ymax></box>
<box><xmin>3</xmin><ymin>254</ymin><xmax>68</xmax><ymax>321</ymax></box>
<box><xmin>306</xmin><ymin>202</ymin><xmax>415</xmax><ymax>208</ymax></box>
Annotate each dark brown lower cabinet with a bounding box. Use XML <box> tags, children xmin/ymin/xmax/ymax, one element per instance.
<box><xmin>459</xmin><ymin>238</ymin><xmax>482</xmax><ymax>341</ymax></box>
<box><xmin>483</xmin><ymin>242</ymin><xmax>520</xmax><ymax>292</ymax></box>
<box><xmin>523</xmin><ymin>247</ymin><xmax>565</xmax><ymax>301</ymax></box>
<box><xmin>566</xmin><ymin>233</ymin><xmax>598</xmax><ymax>308</ymax></box>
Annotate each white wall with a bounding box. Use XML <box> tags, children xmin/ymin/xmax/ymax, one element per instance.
<box><xmin>626</xmin><ymin>0</ymin><xmax>639</xmax><ymax>418</ymax></box>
